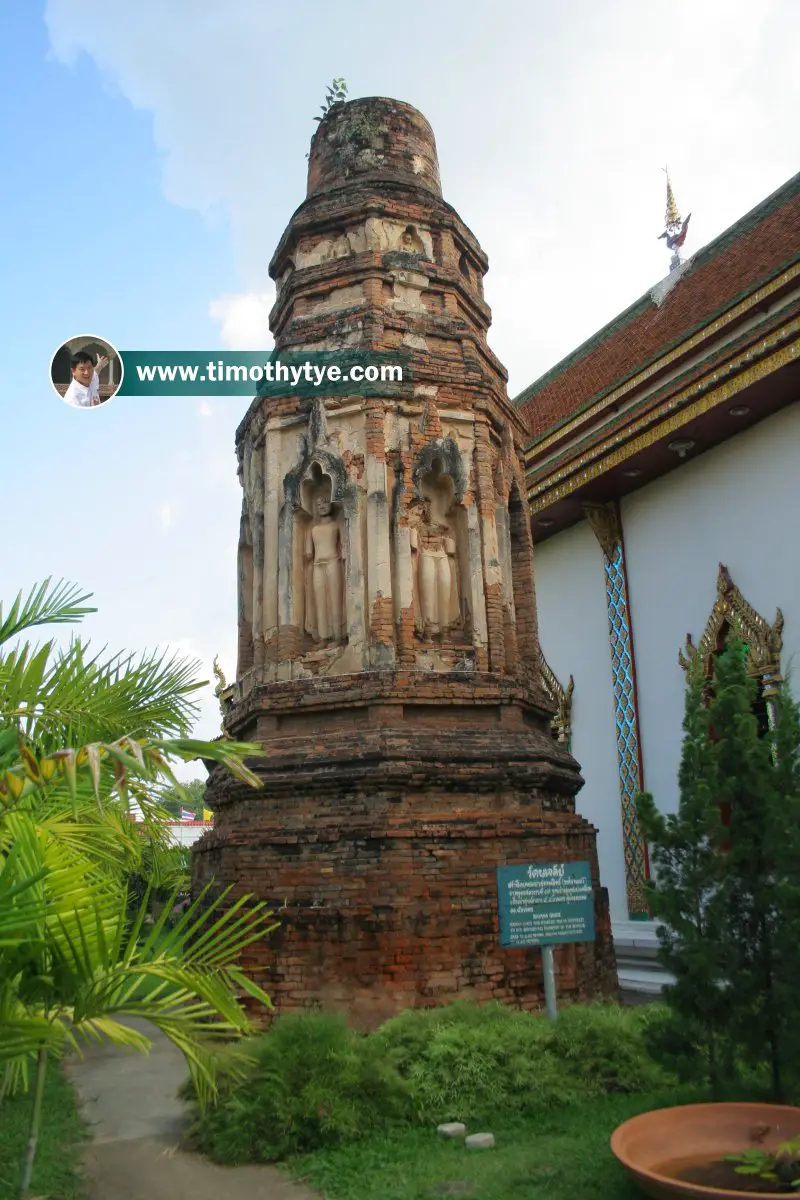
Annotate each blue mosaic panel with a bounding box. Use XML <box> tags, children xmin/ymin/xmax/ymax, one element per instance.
<box><xmin>604</xmin><ymin>543</ymin><xmax>649</xmax><ymax>917</ymax></box>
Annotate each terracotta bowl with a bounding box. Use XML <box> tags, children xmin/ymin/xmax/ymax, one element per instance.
<box><xmin>611</xmin><ymin>1103</ymin><xmax>800</xmax><ymax>1200</ymax></box>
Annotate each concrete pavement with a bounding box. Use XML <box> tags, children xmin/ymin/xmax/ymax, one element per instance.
<box><xmin>65</xmin><ymin>1021</ymin><xmax>320</xmax><ymax>1200</ymax></box>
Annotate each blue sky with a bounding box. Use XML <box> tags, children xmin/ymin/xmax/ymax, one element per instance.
<box><xmin>2</xmin><ymin>0</ymin><xmax>798</xmax><ymax>773</ymax></box>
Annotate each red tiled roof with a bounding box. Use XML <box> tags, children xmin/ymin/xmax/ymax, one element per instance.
<box><xmin>515</xmin><ymin>173</ymin><xmax>800</xmax><ymax>442</ymax></box>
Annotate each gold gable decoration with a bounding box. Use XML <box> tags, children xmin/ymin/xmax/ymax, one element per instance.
<box><xmin>538</xmin><ymin>650</ymin><xmax>575</xmax><ymax>748</ymax></box>
<box><xmin>678</xmin><ymin>564</ymin><xmax>784</xmax><ymax>703</ymax></box>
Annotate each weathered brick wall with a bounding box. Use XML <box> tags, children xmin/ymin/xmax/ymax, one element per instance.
<box><xmin>197</xmin><ymin>670</ymin><xmax>618</xmax><ymax>1022</ymax></box>
<box><xmin>195</xmin><ymin>675</ymin><xmax>618</xmax><ymax>1026</ymax></box>
<box><xmin>196</xmin><ymin>810</ymin><xmax>616</xmax><ymax>1029</ymax></box>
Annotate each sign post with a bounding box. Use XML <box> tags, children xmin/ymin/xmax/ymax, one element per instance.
<box><xmin>496</xmin><ymin>861</ymin><xmax>595</xmax><ymax>1020</ymax></box>
<box><xmin>542</xmin><ymin>944</ymin><xmax>558</xmax><ymax>1020</ymax></box>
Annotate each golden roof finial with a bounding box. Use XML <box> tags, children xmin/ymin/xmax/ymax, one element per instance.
<box><xmin>664</xmin><ymin>167</ymin><xmax>681</xmax><ymax>229</ymax></box>
<box><xmin>659</xmin><ymin>168</ymin><xmax>692</xmax><ymax>272</ymax></box>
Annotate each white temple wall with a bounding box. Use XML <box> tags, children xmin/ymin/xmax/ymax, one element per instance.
<box><xmin>622</xmin><ymin>400</ymin><xmax>800</xmax><ymax>824</ymax></box>
<box><xmin>534</xmin><ymin>521</ymin><xmax>630</xmax><ymax>922</ymax></box>
<box><xmin>166</xmin><ymin>822</ymin><xmax>212</xmax><ymax>847</ymax></box>
<box><xmin>533</xmin><ymin>400</ymin><xmax>800</xmax><ymax>931</ymax></box>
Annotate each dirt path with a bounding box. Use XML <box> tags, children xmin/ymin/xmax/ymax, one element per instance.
<box><xmin>65</xmin><ymin>1021</ymin><xmax>320</xmax><ymax>1200</ymax></box>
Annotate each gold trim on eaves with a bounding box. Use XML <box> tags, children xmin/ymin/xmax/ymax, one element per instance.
<box><xmin>528</xmin><ymin>330</ymin><xmax>798</xmax><ymax>512</ymax></box>
<box><xmin>524</xmin><ymin>262</ymin><xmax>800</xmax><ymax>461</ymax></box>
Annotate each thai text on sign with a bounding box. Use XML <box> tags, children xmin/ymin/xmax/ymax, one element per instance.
<box><xmin>496</xmin><ymin>861</ymin><xmax>595</xmax><ymax>948</ymax></box>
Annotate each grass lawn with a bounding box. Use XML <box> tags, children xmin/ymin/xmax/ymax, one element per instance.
<box><xmin>287</xmin><ymin>1088</ymin><xmax>702</xmax><ymax>1200</ymax></box>
<box><xmin>0</xmin><ymin>1063</ymin><xmax>87</xmax><ymax>1200</ymax></box>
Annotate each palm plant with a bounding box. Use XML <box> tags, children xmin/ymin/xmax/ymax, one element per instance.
<box><xmin>0</xmin><ymin>579</ymin><xmax>274</xmax><ymax>1196</ymax></box>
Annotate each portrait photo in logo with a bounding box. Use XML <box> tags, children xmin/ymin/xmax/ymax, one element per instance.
<box><xmin>51</xmin><ymin>335</ymin><xmax>123</xmax><ymax>408</ymax></box>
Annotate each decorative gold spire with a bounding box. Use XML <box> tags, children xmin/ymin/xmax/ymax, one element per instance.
<box><xmin>664</xmin><ymin>168</ymin><xmax>681</xmax><ymax>229</ymax></box>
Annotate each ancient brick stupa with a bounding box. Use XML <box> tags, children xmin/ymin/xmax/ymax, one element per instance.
<box><xmin>193</xmin><ymin>97</ymin><xmax>618</xmax><ymax>1023</ymax></box>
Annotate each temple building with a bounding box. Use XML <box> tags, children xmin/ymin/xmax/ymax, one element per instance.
<box><xmin>517</xmin><ymin>170</ymin><xmax>800</xmax><ymax>994</ymax></box>
<box><xmin>194</xmin><ymin>97</ymin><xmax>619</xmax><ymax>1023</ymax></box>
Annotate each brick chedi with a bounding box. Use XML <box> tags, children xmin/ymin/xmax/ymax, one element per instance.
<box><xmin>193</xmin><ymin>97</ymin><xmax>618</xmax><ymax>1024</ymax></box>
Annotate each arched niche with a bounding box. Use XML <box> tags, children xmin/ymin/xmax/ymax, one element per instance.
<box><xmin>298</xmin><ymin>463</ymin><xmax>347</xmax><ymax>646</ymax></box>
<box><xmin>282</xmin><ymin>430</ymin><xmax>359</xmax><ymax>655</ymax></box>
<box><xmin>408</xmin><ymin>450</ymin><xmax>469</xmax><ymax>640</ymax></box>
<box><xmin>300</xmin><ymin>459</ymin><xmax>338</xmax><ymax>517</ymax></box>
<box><xmin>401</xmin><ymin>224</ymin><xmax>427</xmax><ymax>256</ymax></box>
<box><xmin>411</xmin><ymin>436</ymin><xmax>466</xmax><ymax>504</ymax></box>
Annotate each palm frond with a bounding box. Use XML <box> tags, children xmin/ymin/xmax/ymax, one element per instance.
<box><xmin>0</xmin><ymin>848</ymin><xmax>277</xmax><ymax>1108</ymax></box>
<box><xmin>0</xmin><ymin>734</ymin><xmax>263</xmax><ymax>813</ymax></box>
<box><xmin>0</xmin><ymin>579</ymin><xmax>95</xmax><ymax>645</ymax></box>
<box><xmin>0</xmin><ymin>578</ymin><xmax>275</xmax><ymax>1124</ymax></box>
<box><xmin>1</xmin><ymin>639</ymin><xmax>207</xmax><ymax>750</ymax></box>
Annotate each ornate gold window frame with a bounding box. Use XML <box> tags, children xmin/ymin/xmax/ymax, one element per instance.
<box><xmin>678</xmin><ymin>563</ymin><xmax>784</xmax><ymax>727</ymax></box>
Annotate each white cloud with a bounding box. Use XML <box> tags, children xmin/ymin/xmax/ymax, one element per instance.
<box><xmin>158</xmin><ymin>503</ymin><xmax>173</xmax><ymax>532</ymax></box>
<box><xmin>43</xmin><ymin>0</ymin><xmax>299</xmax><ymax>287</ymax></box>
<box><xmin>198</xmin><ymin>400</ymin><xmax>213</xmax><ymax>417</ymax></box>
<box><xmin>43</xmin><ymin>0</ymin><xmax>799</xmax><ymax>397</ymax></box>
<box><xmin>208</xmin><ymin>291</ymin><xmax>275</xmax><ymax>351</ymax></box>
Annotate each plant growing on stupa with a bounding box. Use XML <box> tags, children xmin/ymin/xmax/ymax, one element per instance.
<box><xmin>315</xmin><ymin>77</ymin><xmax>348</xmax><ymax>122</ymax></box>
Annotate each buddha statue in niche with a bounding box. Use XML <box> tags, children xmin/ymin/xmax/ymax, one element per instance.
<box><xmin>409</xmin><ymin>494</ymin><xmax>461</xmax><ymax>638</ymax></box>
<box><xmin>303</xmin><ymin>488</ymin><xmax>346</xmax><ymax>645</ymax></box>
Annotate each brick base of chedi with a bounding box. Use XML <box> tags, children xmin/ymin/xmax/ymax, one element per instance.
<box><xmin>193</xmin><ymin>96</ymin><xmax>618</xmax><ymax>1025</ymax></box>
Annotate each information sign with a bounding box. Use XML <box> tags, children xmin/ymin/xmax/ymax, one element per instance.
<box><xmin>496</xmin><ymin>861</ymin><xmax>595</xmax><ymax>949</ymax></box>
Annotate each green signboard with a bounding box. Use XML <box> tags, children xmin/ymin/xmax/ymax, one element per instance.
<box><xmin>496</xmin><ymin>861</ymin><xmax>595</xmax><ymax>948</ymax></box>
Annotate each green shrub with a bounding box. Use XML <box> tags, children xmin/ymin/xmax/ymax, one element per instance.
<box><xmin>543</xmin><ymin>1001</ymin><xmax>668</xmax><ymax>1094</ymax></box>
<box><xmin>187</xmin><ymin>1011</ymin><xmax>414</xmax><ymax>1163</ymax></box>
<box><xmin>373</xmin><ymin>999</ymin><xmax>523</xmax><ymax>1075</ymax></box>
<box><xmin>376</xmin><ymin>999</ymin><xmax>668</xmax><ymax>1122</ymax></box>
<box><xmin>189</xmin><ymin>1001</ymin><xmax>679</xmax><ymax>1164</ymax></box>
<box><xmin>405</xmin><ymin>1017</ymin><xmax>579</xmax><ymax>1121</ymax></box>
